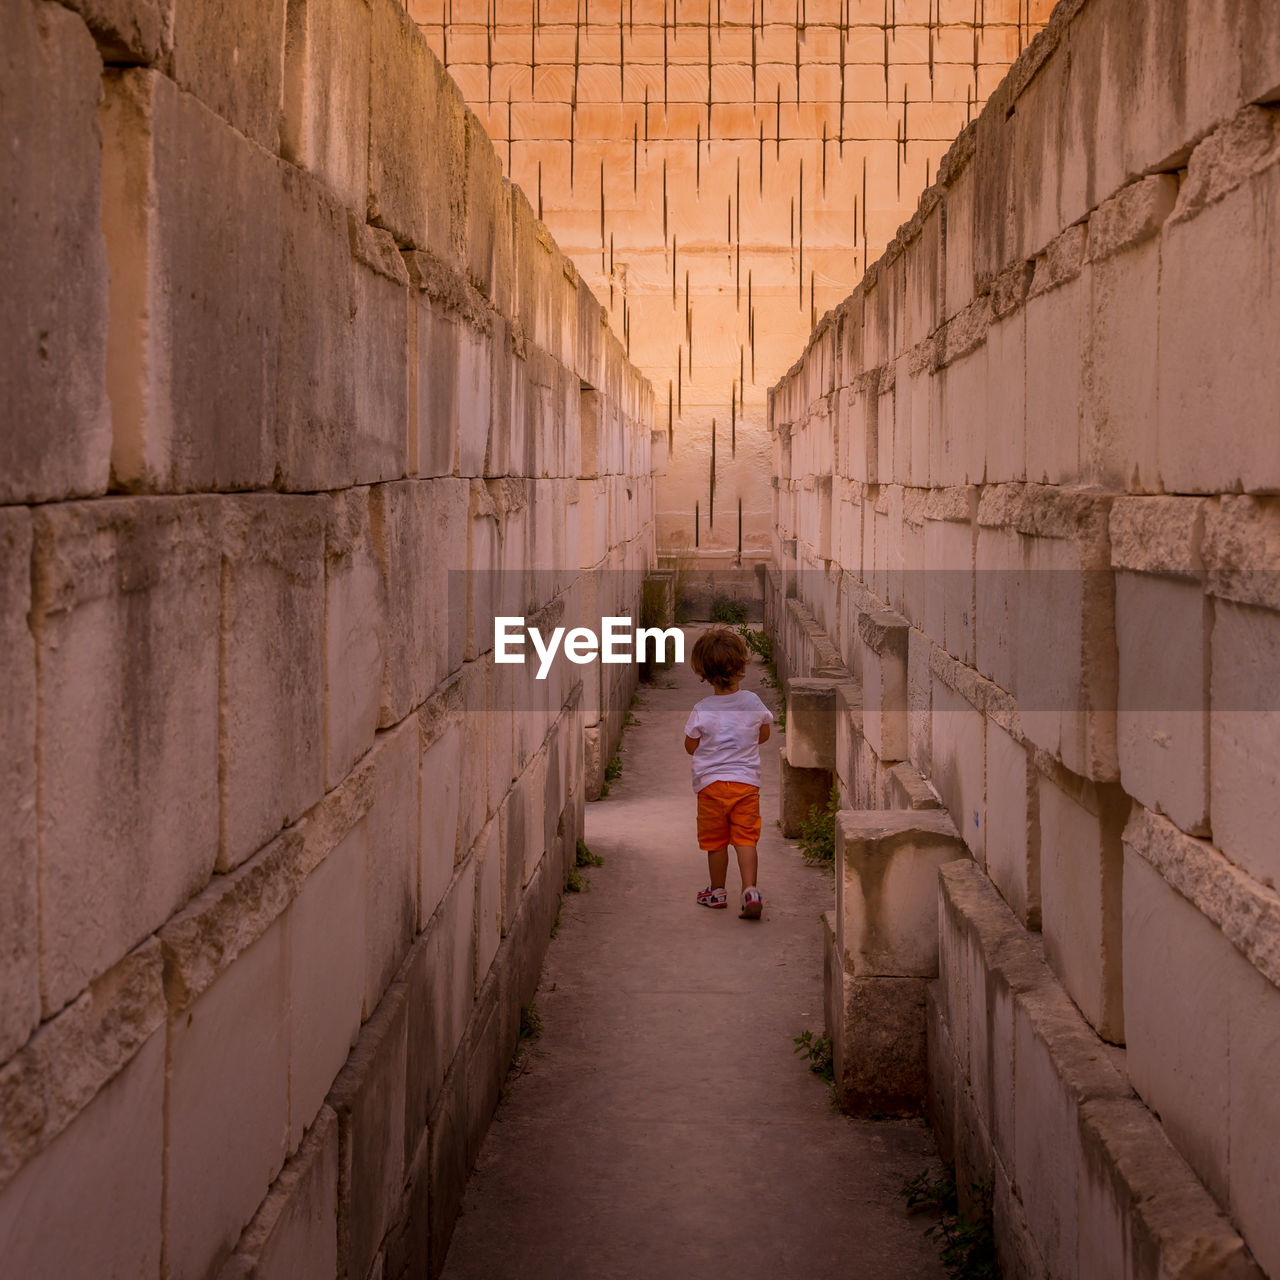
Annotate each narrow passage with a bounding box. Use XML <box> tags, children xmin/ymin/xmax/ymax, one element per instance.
<box><xmin>443</xmin><ymin>631</ymin><xmax>947</xmax><ymax>1279</ymax></box>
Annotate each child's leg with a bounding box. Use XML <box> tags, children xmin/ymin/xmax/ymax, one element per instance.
<box><xmin>732</xmin><ymin>843</ymin><xmax>758</xmax><ymax>890</ymax></box>
<box><xmin>706</xmin><ymin>846</ymin><xmax>729</xmax><ymax>890</ymax></box>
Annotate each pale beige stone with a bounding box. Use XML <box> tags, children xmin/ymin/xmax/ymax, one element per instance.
<box><xmin>324</xmin><ymin>488</ymin><xmax>386</xmax><ymax>790</ymax></box>
<box><xmin>783</xmin><ymin>678</ymin><xmax>842</xmax><ymax>771</ymax></box>
<box><xmin>287</xmin><ymin>826</ymin><xmax>365</xmax><ymax>1149</ymax></box>
<box><xmin>857</xmin><ymin>609</ymin><xmax>909</xmax><ymax>764</ymax></box>
<box><xmin>363</xmin><ymin>721</ymin><xmax>420</xmax><ymax>1014</ymax></box>
<box><xmin>0</xmin><ymin>0</ymin><xmax>110</xmax><ymax>504</ymax></box>
<box><xmin>32</xmin><ymin>498</ymin><xmax>220</xmax><ymax>1014</ymax></box>
<box><xmin>167</xmin><ymin>921</ymin><xmax>290</xmax><ymax>1280</ymax></box>
<box><xmin>0</xmin><ymin>1031</ymin><xmax>163</xmax><ymax>1279</ymax></box>
<box><xmin>420</xmin><ymin>720</ymin><xmax>463</xmax><ymax>924</ymax></box>
<box><xmin>281</xmin><ymin>0</ymin><xmax>371</xmax><ymax>212</ymax></box>
<box><xmin>1037</xmin><ymin>764</ymin><xmax>1125</xmax><ymax>1044</ymax></box>
<box><xmin>61</xmin><ymin>0</ymin><xmax>170</xmax><ymax>61</ymax></box>
<box><xmin>930</xmin><ymin>678</ymin><xmax>986</xmax><ymax>865</ymax></box>
<box><xmin>0</xmin><ymin>511</ymin><xmax>38</xmax><ymax>1059</ymax></box>
<box><xmin>474</xmin><ymin>818</ymin><xmax>503</xmax><ymax>988</ymax></box>
<box><xmin>220</xmin><ymin>495</ymin><xmax>326</xmax><ymax>873</ymax></box>
<box><xmin>219</xmin><ymin>1107</ymin><xmax>339</xmax><ymax>1280</ymax></box>
<box><xmin>984</xmin><ymin>719</ymin><xmax>1039</xmax><ymax>929</ymax></box>
<box><xmin>170</xmin><ymin>0</ymin><xmax>285</xmax><ymax>149</ymax></box>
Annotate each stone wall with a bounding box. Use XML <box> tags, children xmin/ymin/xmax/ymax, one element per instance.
<box><xmin>0</xmin><ymin>0</ymin><xmax>656</xmax><ymax>1276</ymax></box>
<box><xmin>404</xmin><ymin>0</ymin><xmax>1053</xmax><ymax>558</ymax></box>
<box><xmin>768</xmin><ymin>0</ymin><xmax>1280</xmax><ymax>1275</ymax></box>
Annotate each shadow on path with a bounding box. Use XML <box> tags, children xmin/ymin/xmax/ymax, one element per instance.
<box><xmin>442</xmin><ymin>630</ymin><xmax>948</xmax><ymax>1279</ymax></box>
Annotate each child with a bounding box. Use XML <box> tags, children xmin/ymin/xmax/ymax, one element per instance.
<box><xmin>683</xmin><ymin>626</ymin><xmax>775</xmax><ymax>919</ymax></box>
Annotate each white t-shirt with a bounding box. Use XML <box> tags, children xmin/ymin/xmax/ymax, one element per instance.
<box><xmin>683</xmin><ymin>689</ymin><xmax>775</xmax><ymax>792</ymax></box>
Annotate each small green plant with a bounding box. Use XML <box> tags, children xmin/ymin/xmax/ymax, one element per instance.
<box><xmin>798</xmin><ymin>785</ymin><xmax>840</xmax><ymax>866</ymax></box>
<box><xmin>737</xmin><ymin>624</ymin><xmax>774</xmax><ymax>664</ymax></box>
<box><xmin>604</xmin><ymin>753</ymin><xmax>623</xmax><ymax>781</ymax></box>
<box><xmin>519</xmin><ymin>1003</ymin><xmax>543</xmax><ymax>1043</ymax></box>
<box><xmin>792</xmin><ymin>1029</ymin><xmax>835</xmax><ymax>1084</ymax></box>
<box><xmin>901</xmin><ymin>1172</ymin><xmax>999</xmax><ymax>1280</ymax></box>
<box><xmin>711</xmin><ymin>595</ymin><xmax>749</xmax><ymax>625</ymax></box>
<box><xmin>565</xmin><ymin>864</ymin><xmax>586</xmax><ymax>893</ymax></box>
<box><xmin>575</xmin><ymin>838</ymin><xmax>604</xmax><ymax>868</ymax></box>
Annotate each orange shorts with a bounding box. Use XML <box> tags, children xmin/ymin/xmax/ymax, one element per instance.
<box><xmin>696</xmin><ymin>781</ymin><xmax>762</xmax><ymax>850</ymax></box>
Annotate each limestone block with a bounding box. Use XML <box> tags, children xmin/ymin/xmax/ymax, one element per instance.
<box><xmin>32</xmin><ymin>499</ymin><xmax>219</xmax><ymax>1014</ymax></box>
<box><xmin>931</xmin><ymin>346</ymin><xmax>987</xmax><ymax>488</ymax></box>
<box><xmin>410</xmin><ymin>293</ymin><xmax>461</xmax><ymax>480</ymax></box>
<box><xmin>167</xmin><ymin>922</ymin><xmax>290</xmax><ymax>1280</ymax></box>
<box><xmin>371</xmin><ymin>479</ymin><xmax>468</xmax><ymax>726</ymax></box>
<box><xmin>1159</xmin><ymin>111</ymin><xmax>1280</xmax><ymax>494</ymax></box>
<box><xmin>60</xmin><ymin>0</ymin><xmax>170</xmax><ymax>62</ymax></box>
<box><xmin>404</xmin><ymin>857</ymin><xmax>477</xmax><ymax>1153</ymax></box>
<box><xmin>330</xmin><ymin>983</ymin><xmax>407</xmax><ymax>1280</ymax></box>
<box><xmin>475</xmin><ymin>819</ymin><xmax>503</xmax><ymax>986</ymax></box>
<box><xmin>984</xmin><ymin>720</ymin><xmax>1040</xmax><ymax>929</ymax></box>
<box><xmin>0</xmin><ymin>511</ymin><xmax>38</xmax><ymax>1058</ymax></box>
<box><xmin>1209</xmin><ymin>600</ymin><xmax>1280</xmax><ymax>888</ymax></box>
<box><xmin>1024</xmin><ymin>276</ymin><xmax>1086</xmax><ymax>486</ymax></box>
<box><xmin>101</xmin><ymin>70</ymin><xmax>280</xmax><ymax>493</ymax></box>
<box><xmin>369</xmin><ymin>0</ymin><xmax>466</xmax><ymax>259</ymax></box>
<box><xmin>457</xmin><ymin>321</ymin><xmax>495</xmax><ymax>478</ymax></box>
<box><xmin>287</xmin><ymin>826</ymin><xmax>365</xmax><ymax>1150</ymax></box>
<box><xmin>983</xmin><ymin>310</ymin><xmax>1026</xmax><ymax>485</ymax></box>
<box><xmin>221</xmin><ymin>495</ymin><xmax>326</xmax><ymax>872</ymax></box>
<box><xmin>858</xmin><ymin>609</ymin><xmax>909</xmax><ymax>763</ymax></box>
<box><xmin>1122</xmin><ymin>849</ymin><xmax>1231</xmax><ymax>1206</ymax></box>
<box><xmin>464</xmin><ymin>967</ymin><xmax>508</xmax><ymax>1169</ymax></box>
<box><xmin>420</xmin><ymin>720</ymin><xmax>463</xmax><ymax>924</ymax></box>
<box><xmin>1115</xmin><ymin>572</ymin><xmax>1210</xmax><ymax>837</ymax></box>
<box><xmin>930</xmin><ymin>678</ymin><xmax>986</xmax><ymax>865</ymax></box>
<box><xmin>171</xmin><ymin>0</ymin><xmax>285</xmax><ymax>148</ymax></box>
<box><xmin>835</xmin><ymin>808</ymin><xmax>966</xmax><ymax>979</ymax></box>
<box><xmin>833</xmin><ymin>680</ymin><xmax>863</xmax><ymax>802</ymax></box>
<box><xmin>1038</xmin><ymin>765</ymin><xmax>1126</xmax><ymax>1044</ymax></box>
<box><xmin>1077</xmin><ymin>1095</ymin><xmax>1264</xmax><ymax>1280</ymax></box>
<box><xmin>923</xmin><ymin>494</ymin><xmax>976</xmax><ymax>666</ymax></box>
<box><xmin>0</xmin><ymin>1031</ymin><xmax>163</xmax><ymax>1278</ymax></box>
<box><xmin>464</xmin><ymin>111</ymin><xmax>513</xmax><ymax>312</ymax></box>
<box><xmin>778</xmin><ymin>756</ymin><xmax>833</xmax><ymax>839</ymax></box>
<box><xmin>783</xmin><ymin>678</ymin><xmax>842</xmax><ymax>770</ymax></box>
<box><xmin>218</xmin><ymin>1107</ymin><xmax>339</xmax><ymax>1280</ymax></box>
<box><xmin>907</xmin><ymin>627</ymin><xmax>933</xmax><ymax>774</ymax></box>
<box><xmin>885</xmin><ymin>762</ymin><xmax>941</xmax><ymax>812</ymax></box>
<box><xmin>281</xmin><ymin>0</ymin><xmax>371</xmax><ymax>212</ymax></box>
<box><xmin>455</xmin><ymin>661</ymin><xmax>490</xmax><ymax>856</ymax></box>
<box><xmin>323</xmin><ymin>488</ymin><xmax>384</xmax><ymax>790</ymax></box>
<box><xmin>1</xmin><ymin>0</ymin><xmax>110</xmax><ymax>504</ymax></box>
<box><xmin>364</xmin><ymin>721</ymin><xmax>420</xmax><ymax>1014</ymax></box>
<box><xmin>426</xmin><ymin>1056</ymin><xmax>468</xmax><ymax>1270</ymax></box>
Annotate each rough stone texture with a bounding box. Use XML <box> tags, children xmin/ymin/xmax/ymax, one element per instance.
<box><xmin>61</xmin><ymin>0</ymin><xmax>171</xmax><ymax>62</ymax></box>
<box><xmin>0</xmin><ymin>511</ymin><xmax>38</xmax><ymax>1060</ymax></box>
<box><xmin>167</xmin><ymin>921</ymin><xmax>290</xmax><ymax>1280</ymax></box>
<box><xmin>782</xmin><ymin>677</ymin><xmax>843</xmax><ymax>770</ymax></box>
<box><xmin>0</xmin><ymin>1030</ymin><xmax>164</xmax><ymax>1279</ymax></box>
<box><xmin>32</xmin><ymin>499</ymin><xmax>220</xmax><ymax>1015</ymax></box>
<box><xmin>220</xmin><ymin>495</ymin><xmax>326</xmax><ymax>873</ymax></box>
<box><xmin>858</xmin><ymin>609</ymin><xmax>910</xmax><ymax>763</ymax></box>
<box><xmin>0</xmin><ymin>0</ymin><xmax>110</xmax><ymax>505</ymax></box>
<box><xmin>778</xmin><ymin>755</ymin><xmax>833</xmax><ymax>839</ymax></box>
<box><xmin>983</xmin><ymin>718</ymin><xmax>1039</xmax><ymax>929</ymax></box>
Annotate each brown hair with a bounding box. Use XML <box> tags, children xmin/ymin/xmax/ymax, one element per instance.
<box><xmin>690</xmin><ymin>627</ymin><xmax>748</xmax><ymax>690</ymax></box>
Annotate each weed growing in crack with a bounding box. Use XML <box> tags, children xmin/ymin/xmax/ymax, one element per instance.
<box><xmin>792</xmin><ymin>1029</ymin><xmax>834</xmax><ymax>1082</ymax></box>
<box><xmin>798</xmin><ymin>785</ymin><xmax>840</xmax><ymax>866</ymax></box>
<box><xmin>901</xmin><ymin>1172</ymin><xmax>999</xmax><ymax>1280</ymax></box>
<box><xmin>575</xmin><ymin>838</ymin><xmax>604</xmax><ymax>868</ymax></box>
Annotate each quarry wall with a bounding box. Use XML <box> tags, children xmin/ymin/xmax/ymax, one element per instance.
<box><xmin>768</xmin><ymin>0</ymin><xmax>1280</xmax><ymax>1275</ymax></box>
<box><xmin>0</xmin><ymin>0</ymin><xmax>656</xmax><ymax>1275</ymax></box>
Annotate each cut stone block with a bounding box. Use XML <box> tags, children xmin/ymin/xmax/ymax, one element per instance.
<box><xmin>857</xmin><ymin>608</ymin><xmax>909</xmax><ymax>763</ymax></box>
<box><xmin>220</xmin><ymin>495</ymin><xmax>326</xmax><ymax>873</ymax></box>
<box><xmin>0</xmin><ymin>1030</ymin><xmax>163</xmax><ymax>1279</ymax></box>
<box><xmin>61</xmin><ymin>0</ymin><xmax>171</xmax><ymax>62</ymax></box>
<box><xmin>778</xmin><ymin>755</ymin><xmax>833</xmax><ymax>839</ymax></box>
<box><xmin>1209</xmin><ymin>599</ymin><xmax>1280</xmax><ymax>889</ymax></box>
<box><xmin>835</xmin><ymin>808</ymin><xmax>966</xmax><ymax>980</ymax></box>
<box><xmin>167</xmin><ymin>922</ymin><xmax>290</xmax><ymax>1280</ymax></box>
<box><xmin>33</xmin><ymin>499</ymin><xmax>220</xmax><ymax>1015</ymax></box>
<box><xmin>170</xmin><ymin>0</ymin><xmax>285</xmax><ymax>150</ymax></box>
<box><xmin>0</xmin><ymin>0</ymin><xmax>110</xmax><ymax>506</ymax></box>
<box><xmin>475</xmin><ymin>818</ymin><xmax>503</xmax><ymax>985</ymax></box>
<box><xmin>1037</xmin><ymin>765</ymin><xmax>1126</xmax><ymax>1044</ymax></box>
<box><xmin>363</xmin><ymin>721</ymin><xmax>420</xmax><ymax>1015</ymax></box>
<box><xmin>287</xmin><ymin>825</ymin><xmax>366</xmax><ymax>1150</ymax></box>
<box><xmin>331</xmin><ymin>984</ymin><xmax>408</xmax><ymax>1280</ymax></box>
<box><xmin>281</xmin><ymin>0</ymin><xmax>371</xmax><ymax>212</ymax></box>
<box><xmin>0</xmin><ymin>510</ymin><xmax>38</xmax><ymax>1058</ymax></box>
<box><xmin>420</xmin><ymin>719</ymin><xmax>463</xmax><ymax>925</ymax></box>
<box><xmin>885</xmin><ymin>762</ymin><xmax>941</xmax><ymax>812</ymax></box>
<box><xmin>984</xmin><ymin>719</ymin><xmax>1040</xmax><ymax>929</ymax></box>
<box><xmin>930</xmin><ymin>677</ymin><xmax>986</xmax><ymax>865</ymax></box>
<box><xmin>368</xmin><ymin>0</ymin><xmax>466</xmax><ymax>258</ymax></box>
<box><xmin>218</xmin><ymin>1107</ymin><xmax>339</xmax><ymax>1280</ymax></box>
<box><xmin>1115</xmin><ymin>571</ymin><xmax>1210</xmax><ymax>837</ymax></box>
<box><xmin>101</xmin><ymin>70</ymin><xmax>280</xmax><ymax>493</ymax></box>
<box><xmin>783</xmin><ymin>677</ymin><xmax>848</xmax><ymax>770</ymax></box>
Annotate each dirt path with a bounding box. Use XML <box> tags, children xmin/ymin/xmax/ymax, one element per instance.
<box><xmin>442</xmin><ymin>630</ymin><xmax>947</xmax><ymax>1279</ymax></box>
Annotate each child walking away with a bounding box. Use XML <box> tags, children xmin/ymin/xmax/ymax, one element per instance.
<box><xmin>683</xmin><ymin>627</ymin><xmax>775</xmax><ymax>919</ymax></box>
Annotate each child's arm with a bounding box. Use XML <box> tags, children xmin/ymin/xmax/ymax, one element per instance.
<box><xmin>758</xmin><ymin>724</ymin><xmax>770</xmax><ymax>744</ymax></box>
<box><xmin>684</xmin><ymin>735</ymin><xmax>700</xmax><ymax>755</ymax></box>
